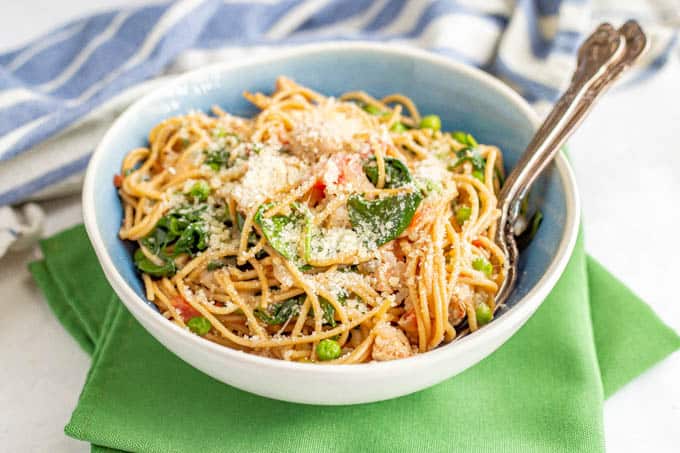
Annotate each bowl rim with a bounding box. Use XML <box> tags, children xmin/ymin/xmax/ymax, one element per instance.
<box><xmin>83</xmin><ymin>41</ymin><xmax>580</xmax><ymax>375</ymax></box>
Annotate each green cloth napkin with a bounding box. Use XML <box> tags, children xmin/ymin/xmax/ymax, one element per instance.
<box><xmin>30</xmin><ymin>225</ymin><xmax>679</xmax><ymax>453</ymax></box>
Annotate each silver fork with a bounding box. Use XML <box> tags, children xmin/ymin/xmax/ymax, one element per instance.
<box><xmin>494</xmin><ymin>21</ymin><xmax>648</xmax><ymax>308</ymax></box>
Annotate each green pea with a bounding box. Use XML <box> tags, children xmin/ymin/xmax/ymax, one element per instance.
<box><xmin>419</xmin><ymin>114</ymin><xmax>441</xmax><ymax>131</ymax></box>
<box><xmin>390</xmin><ymin>122</ymin><xmax>407</xmax><ymax>133</ymax></box>
<box><xmin>455</xmin><ymin>206</ymin><xmax>472</xmax><ymax>224</ymax></box>
<box><xmin>451</xmin><ymin>131</ymin><xmax>478</xmax><ymax>148</ymax></box>
<box><xmin>363</xmin><ymin>104</ymin><xmax>386</xmax><ymax>116</ymax></box>
<box><xmin>316</xmin><ymin>339</ymin><xmax>342</xmax><ymax>361</ymax></box>
<box><xmin>472</xmin><ymin>170</ymin><xmax>485</xmax><ymax>182</ymax></box>
<box><xmin>207</xmin><ymin>260</ymin><xmax>226</xmax><ymax>271</ymax></box>
<box><xmin>188</xmin><ymin>180</ymin><xmax>210</xmax><ymax>201</ymax></box>
<box><xmin>472</xmin><ymin>257</ymin><xmax>493</xmax><ymax>276</ymax></box>
<box><xmin>475</xmin><ymin>303</ymin><xmax>493</xmax><ymax>326</ymax></box>
<box><xmin>187</xmin><ymin>316</ymin><xmax>212</xmax><ymax>335</ymax></box>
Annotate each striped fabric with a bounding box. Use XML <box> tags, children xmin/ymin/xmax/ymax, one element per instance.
<box><xmin>0</xmin><ymin>0</ymin><xmax>677</xmax><ymax>254</ymax></box>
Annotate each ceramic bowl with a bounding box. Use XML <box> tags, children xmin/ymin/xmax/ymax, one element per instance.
<box><xmin>83</xmin><ymin>43</ymin><xmax>579</xmax><ymax>405</ymax></box>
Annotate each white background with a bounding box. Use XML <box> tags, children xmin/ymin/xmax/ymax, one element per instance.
<box><xmin>0</xmin><ymin>1</ymin><xmax>678</xmax><ymax>452</ymax></box>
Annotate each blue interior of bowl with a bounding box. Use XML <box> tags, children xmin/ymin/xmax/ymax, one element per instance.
<box><xmin>92</xmin><ymin>47</ymin><xmax>567</xmax><ymax>315</ymax></box>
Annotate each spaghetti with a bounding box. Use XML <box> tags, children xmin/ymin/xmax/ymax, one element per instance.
<box><xmin>115</xmin><ymin>77</ymin><xmax>507</xmax><ymax>363</ymax></box>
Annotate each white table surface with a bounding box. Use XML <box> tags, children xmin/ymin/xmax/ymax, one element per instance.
<box><xmin>1</xmin><ymin>2</ymin><xmax>678</xmax><ymax>452</ymax></box>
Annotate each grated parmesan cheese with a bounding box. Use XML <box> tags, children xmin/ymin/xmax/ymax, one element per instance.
<box><xmin>231</xmin><ymin>147</ymin><xmax>304</xmax><ymax>211</ymax></box>
<box><xmin>414</xmin><ymin>156</ymin><xmax>450</xmax><ymax>184</ymax></box>
<box><xmin>310</xmin><ymin>227</ymin><xmax>365</xmax><ymax>261</ymax></box>
<box><xmin>288</xmin><ymin>99</ymin><xmax>368</xmax><ymax>158</ymax></box>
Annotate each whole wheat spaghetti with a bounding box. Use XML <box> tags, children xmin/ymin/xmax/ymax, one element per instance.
<box><xmin>115</xmin><ymin>77</ymin><xmax>508</xmax><ymax>363</ymax></box>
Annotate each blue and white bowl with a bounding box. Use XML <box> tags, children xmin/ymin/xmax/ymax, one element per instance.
<box><xmin>83</xmin><ymin>43</ymin><xmax>579</xmax><ymax>405</ymax></box>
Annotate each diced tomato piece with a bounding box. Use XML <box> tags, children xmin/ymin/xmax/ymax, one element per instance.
<box><xmin>309</xmin><ymin>179</ymin><xmax>326</xmax><ymax>205</ymax></box>
<box><xmin>113</xmin><ymin>174</ymin><xmax>123</xmax><ymax>188</ymax></box>
<box><xmin>406</xmin><ymin>202</ymin><xmax>437</xmax><ymax>236</ymax></box>
<box><xmin>407</xmin><ymin>205</ymin><xmax>425</xmax><ymax>230</ymax></box>
<box><xmin>332</xmin><ymin>154</ymin><xmax>350</xmax><ymax>184</ymax></box>
<box><xmin>472</xmin><ymin>239</ymin><xmax>484</xmax><ymax>247</ymax></box>
<box><xmin>172</xmin><ymin>296</ymin><xmax>200</xmax><ymax>321</ymax></box>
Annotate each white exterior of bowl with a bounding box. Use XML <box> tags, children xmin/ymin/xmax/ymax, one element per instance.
<box><xmin>83</xmin><ymin>43</ymin><xmax>580</xmax><ymax>405</ymax></box>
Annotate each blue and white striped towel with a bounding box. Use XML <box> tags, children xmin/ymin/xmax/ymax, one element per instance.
<box><xmin>0</xmin><ymin>0</ymin><xmax>678</xmax><ymax>255</ymax></box>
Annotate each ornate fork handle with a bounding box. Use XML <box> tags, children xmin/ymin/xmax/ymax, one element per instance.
<box><xmin>499</xmin><ymin>23</ymin><xmax>625</xmax><ymax>216</ymax></box>
<box><xmin>493</xmin><ymin>21</ymin><xmax>647</xmax><ymax>307</ymax></box>
<box><xmin>557</xmin><ymin>21</ymin><xmax>648</xmax><ymax>141</ymax></box>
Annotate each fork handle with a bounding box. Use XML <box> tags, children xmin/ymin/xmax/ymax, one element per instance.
<box><xmin>537</xmin><ymin>21</ymin><xmax>648</xmax><ymax>170</ymax></box>
<box><xmin>499</xmin><ymin>23</ymin><xmax>627</xmax><ymax>218</ymax></box>
<box><xmin>492</xmin><ymin>21</ymin><xmax>646</xmax><ymax>308</ymax></box>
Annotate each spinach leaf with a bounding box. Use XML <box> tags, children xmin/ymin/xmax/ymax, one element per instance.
<box><xmin>204</xmin><ymin>130</ymin><xmax>242</xmax><ymax>170</ymax></box>
<box><xmin>254</xmin><ymin>203</ymin><xmax>310</xmax><ymax>262</ymax></box>
<box><xmin>516</xmin><ymin>210</ymin><xmax>543</xmax><ymax>250</ymax></box>
<box><xmin>255</xmin><ymin>295</ymin><xmax>337</xmax><ymax>327</ymax></box>
<box><xmin>450</xmin><ymin>148</ymin><xmax>486</xmax><ymax>173</ymax></box>
<box><xmin>319</xmin><ymin>298</ymin><xmax>336</xmax><ymax>327</ymax></box>
<box><xmin>142</xmin><ymin>206</ymin><xmax>202</xmax><ymax>254</ymax></box>
<box><xmin>141</xmin><ymin>225</ymin><xmax>171</xmax><ymax>255</ymax></box>
<box><xmin>150</xmin><ymin>206</ymin><xmax>208</xmax><ymax>257</ymax></box>
<box><xmin>446</xmin><ymin>131</ymin><xmax>487</xmax><ymax>177</ymax></box>
<box><xmin>207</xmin><ymin>260</ymin><xmax>226</xmax><ymax>271</ymax></box>
<box><xmin>520</xmin><ymin>195</ymin><xmax>529</xmax><ymax>217</ymax></box>
<box><xmin>362</xmin><ymin>157</ymin><xmax>411</xmax><ymax>188</ymax></box>
<box><xmin>255</xmin><ymin>296</ymin><xmax>304</xmax><ymax>325</ymax></box>
<box><xmin>134</xmin><ymin>206</ymin><xmax>209</xmax><ymax>277</ymax></box>
<box><xmin>204</xmin><ymin>148</ymin><xmax>230</xmax><ymax>171</ymax></box>
<box><xmin>161</xmin><ymin>205</ymin><xmax>206</xmax><ymax>229</ymax></box>
<box><xmin>347</xmin><ymin>192</ymin><xmax>422</xmax><ymax>247</ymax></box>
<box><xmin>336</xmin><ymin>287</ymin><xmax>349</xmax><ymax>304</ymax></box>
<box><xmin>236</xmin><ymin>211</ymin><xmax>245</xmax><ymax>231</ymax></box>
<box><xmin>173</xmin><ymin>222</ymin><xmax>208</xmax><ymax>255</ymax></box>
<box><xmin>318</xmin><ymin>290</ymin><xmax>350</xmax><ymax>327</ymax></box>
<box><xmin>133</xmin><ymin>248</ymin><xmax>176</xmax><ymax>278</ymax></box>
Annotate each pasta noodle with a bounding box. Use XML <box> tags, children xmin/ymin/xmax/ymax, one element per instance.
<box><xmin>115</xmin><ymin>77</ymin><xmax>507</xmax><ymax>363</ymax></box>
